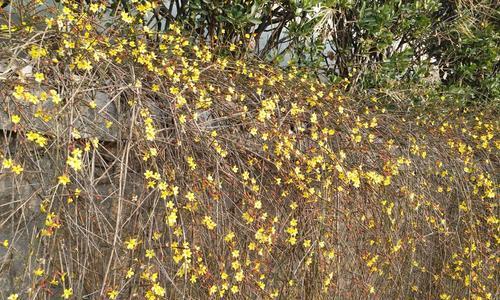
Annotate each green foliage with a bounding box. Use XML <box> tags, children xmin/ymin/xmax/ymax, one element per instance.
<box><xmin>427</xmin><ymin>5</ymin><xmax>499</xmax><ymax>103</ymax></box>
<box><xmin>121</xmin><ymin>0</ymin><xmax>496</xmax><ymax>103</ymax></box>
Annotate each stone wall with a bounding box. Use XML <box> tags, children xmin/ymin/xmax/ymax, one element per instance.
<box><xmin>0</xmin><ymin>59</ymin><xmax>122</xmax><ymax>295</ymax></box>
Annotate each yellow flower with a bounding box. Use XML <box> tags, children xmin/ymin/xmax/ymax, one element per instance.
<box><xmin>186</xmin><ymin>156</ymin><xmax>196</xmax><ymax>170</ymax></box>
<box><xmin>179</xmin><ymin>114</ymin><xmax>186</xmax><ymax>124</ymax></box>
<box><xmin>125</xmin><ymin>268</ymin><xmax>135</xmax><ymax>279</ymax></box>
<box><xmin>439</xmin><ymin>294</ymin><xmax>451</xmax><ymax>300</ymax></box>
<box><xmin>152</xmin><ymin>231</ymin><xmax>162</xmax><ymax>241</ymax></box>
<box><xmin>254</xmin><ymin>200</ymin><xmax>262</xmax><ymax>209</ymax></box>
<box><xmin>62</xmin><ymin>288</ymin><xmax>73</xmax><ymax>299</ymax></box>
<box><xmin>71</xmin><ymin>128</ymin><xmax>81</xmax><ymax>139</ymax></box>
<box><xmin>49</xmin><ymin>90</ymin><xmax>61</xmax><ymax>104</ymax></box>
<box><xmin>74</xmin><ymin>55</ymin><xmax>92</xmax><ymax>71</ymax></box>
<box><xmin>12</xmin><ymin>164</ymin><xmax>23</xmax><ymax>175</ymax></box>
<box><xmin>125</xmin><ymin>238</ymin><xmax>139</xmax><ymax>250</ymax></box>
<box><xmin>66</xmin><ymin>148</ymin><xmax>83</xmax><ymax>171</ymax></box>
<box><xmin>58</xmin><ymin>174</ymin><xmax>71</xmax><ymax>186</ymax></box>
<box><xmin>224</xmin><ymin>232</ymin><xmax>235</xmax><ymax>243</ymax></box>
<box><xmin>202</xmin><ymin>216</ymin><xmax>217</xmax><ymax>230</ymax></box>
<box><xmin>90</xmin><ymin>3</ymin><xmax>99</xmax><ymax>13</ymax></box>
<box><xmin>34</xmin><ymin>267</ymin><xmax>44</xmax><ymax>276</ymax></box>
<box><xmin>7</xmin><ymin>294</ymin><xmax>19</xmax><ymax>300</ymax></box>
<box><xmin>121</xmin><ymin>12</ymin><xmax>134</xmax><ymax>24</ymax></box>
<box><xmin>29</xmin><ymin>45</ymin><xmax>47</xmax><ymax>59</ymax></box>
<box><xmin>11</xmin><ymin>114</ymin><xmax>21</xmax><ymax>124</ymax></box>
<box><xmin>166</xmin><ymin>210</ymin><xmax>177</xmax><ymax>227</ymax></box>
<box><xmin>34</xmin><ymin>72</ymin><xmax>44</xmax><ymax>83</ymax></box>
<box><xmin>234</xmin><ymin>270</ymin><xmax>244</xmax><ymax>282</ymax></box>
<box><xmin>151</xmin><ymin>283</ymin><xmax>165</xmax><ymax>296</ymax></box>
<box><xmin>145</xmin><ymin>249</ymin><xmax>155</xmax><ymax>259</ymax></box>
<box><xmin>185</xmin><ymin>192</ymin><xmax>195</xmax><ymax>202</ymax></box>
<box><xmin>107</xmin><ymin>290</ymin><xmax>118</xmax><ymax>299</ymax></box>
<box><xmin>2</xmin><ymin>239</ymin><xmax>8</xmax><ymax>248</ymax></box>
<box><xmin>257</xmin><ymin>281</ymin><xmax>265</xmax><ymax>290</ymax></box>
<box><xmin>209</xmin><ymin>285</ymin><xmax>217</xmax><ymax>295</ymax></box>
<box><xmin>26</xmin><ymin>131</ymin><xmax>48</xmax><ymax>147</ymax></box>
<box><xmin>2</xmin><ymin>158</ymin><xmax>13</xmax><ymax>169</ymax></box>
<box><xmin>230</xmin><ymin>285</ymin><xmax>239</xmax><ymax>294</ymax></box>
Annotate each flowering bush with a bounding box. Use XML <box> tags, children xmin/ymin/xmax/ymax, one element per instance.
<box><xmin>0</xmin><ymin>1</ymin><xmax>498</xmax><ymax>299</ymax></box>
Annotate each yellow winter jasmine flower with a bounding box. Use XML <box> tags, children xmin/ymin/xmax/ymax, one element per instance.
<box><xmin>66</xmin><ymin>148</ymin><xmax>83</xmax><ymax>171</ymax></box>
<box><xmin>125</xmin><ymin>238</ymin><xmax>139</xmax><ymax>250</ymax></box>
<box><xmin>202</xmin><ymin>216</ymin><xmax>217</xmax><ymax>230</ymax></box>
<box><xmin>62</xmin><ymin>288</ymin><xmax>73</xmax><ymax>299</ymax></box>
<box><xmin>166</xmin><ymin>210</ymin><xmax>177</xmax><ymax>227</ymax></box>
<box><xmin>29</xmin><ymin>45</ymin><xmax>47</xmax><ymax>59</ymax></box>
<box><xmin>12</xmin><ymin>164</ymin><xmax>23</xmax><ymax>175</ymax></box>
<box><xmin>369</xmin><ymin>285</ymin><xmax>375</xmax><ymax>294</ymax></box>
<box><xmin>74</xmin><ymin>55</ymin><xmax>92</xmax><ymax>71</ymax></box>
<box><xmin>90</xmin><ymin>3</ymin><xmax>99</xmax><ymax>13</ymax></box>
<box><xmin>34</xmin><ymin>72</ymin><xmax>44</xmax><ymax>83</ymax></box>
<box><xmin>190</xmin><ymin>274</ymin><xmax>198</xmax><ymax>283</ymax></box>
<box><xmin>151</xmin><ymin>283</ymin><xmax>165</xmax><ymax>296</ymax></box>
<box><xmin>254</xmin><ymin>200</ymin><xmax>262</xmax><ymax>209</ymax></box>
<box><xmin>26</xmin><ymin>131</ymin><xmax>48</xmax><ymax>147</ymax></box>
<box><xmin>224</xmin><ymin>232</ymin><xmax>235</xmax><ymax>243</ymax></box>
<box><xmin>258</xmin><ymin>281</ymin><xmax>265</xmax><ymax>290</ymax></box>
<box><xmin>2</xmin><ymin>158</ymin><xmax>13</xmax><ymax>169</ymax></box>
<box><xmin>144</xmin><ymin>170</ymin><xmax>160</xmax><ymax>180</ymax></box>
<box><xmin>71</xmin><ymin>128</ymin><xmax>81</xmax><ymax>139</ymax></box>
<box><xmin>91</xmin><ymin>138</ymin><xmax>99</xmax><ymax>148</ymax></box>
<box><xmin>231</xmin><ymin>285</ymin><xmax>239</xmax><ymax>294</ymax></box>
<box><xmin>121</xmin><ymin>12</ymin><xmax>134</xmax><ymax>24</ymax></box>
<box><xmin>11</xmin><ymin>114</ymin><xmax>21</xmax><ymax>124</ymax></box>
<box><xmin>125</xmin><ymin>268</ymin><xmax>135</xmax><ymax>279</ymax></box>
<box><xmin>439</xmin><ymin>294</ymin><xmax>451</xmax><ymax>300</ymax></box>
<box><xmin>58</xmin><ymin>174</ymin><xmax>70</xmax><ymax>186</ymax></box>
<box><xmin>7</xmin><ymin>294</ymin><xmax>19</xmax><ymax>300</ymax></box>
<box><xmin>107</xmin><ymin>290</ymin><xmax>118</xmax><ymax>299</ymax></box>
<box><xmin>34</xmin><ymin>267</ymin><xmax>44</xmax><ymax>276</ymax></box>
<box><xmin>152</xmin><ymin>231</ymin><xmax>162</xmax><ymax>241</ymax></box>
<box><xmin>12</xmin><ymin>85</ymin><xmax>24</xmax><ymax>99</ymax></box>
<box><xmin>185</xmin><ymin>191</ymin><xmax>195</xmax><ymax>202</ymax></box>
<box><xmin>186</xmin><ymin>156</ymin><xmax>196</xmax><ymax>170</ymax></box>
<box><xmin>49</xmin><ymin>90</ymin><xmax>61</xmax><ymax>104</ymax></box>
<box><xmin>209</xmin><ymin>285</ymin><xmax>217</xmax><ymax>295</ymax></box>
<box><xmin>235</xmin><ymin>270</ymin><xmax>244</xmax><ymax>282</ymax></box>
